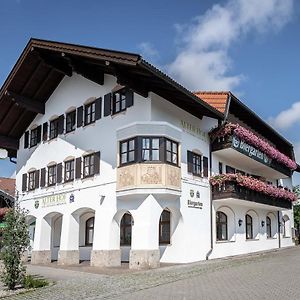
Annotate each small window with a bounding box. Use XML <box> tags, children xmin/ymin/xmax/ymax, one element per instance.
<box><xmin>166</xmin><ymin>139</ymin><xmax>178</xmax><ymax>165</ymax></box>
<box><xmin>159</xmin><ymin>210</ymin><xmax>171</xmax><ymax>244</ymax></box>
<box><xmin>246</xmin><ymin>214</ymin><xmax>253</xmax><ymax>239</ymax></box>
<box><xmin>226</xmin><ymin>165</ymin><xmax>236</xmax><ymax>174</ymax></box>
<box><xmin>64</xmin><ymin>160</ymin><xmax>75</xmax><ymax>182</ymax></box>
<box><xmin>84</xmin><ymin>102</ymin><xmax>96</xmax><ymax>125</ymax></box>
<box><xmin>216</xmin><ymin>211</ymin><xmax>228</xmax><ymax>241</ymax></box>
<box><xmin>120</xmin><ymin>138</ymin><xmax>136</xmax><ymax>165</ymax></box>
<box><xmin>113</xmin><ymin>89</ymin><xmax>126</xmax><ymax>114</ymax></box>
<box><xmin>30</xmin><ymin>128</ymin><xmax>38</xmax><ymax>147</ymax></box>
<box><xmin>266</xmin><ymin>216</ymin><xmax>271</xmax><ymax>238</ymax></box>
<box><xmin>85</xmin><ymin>217</ymin><xmax>94</xmax><ymax>246</ymax></box>
<box><xmin>83</xmin><ymin>154</ymin><xmax>95</xmax><ymax>178</ymax></box>
<box><xmin>142</xmin><ymin>137</ymin><xmax>160</xmax><ymax>161</ymax></box>
<box><xmin>28</xmin><ymin>171</ymin><xmax>35</xmax><ymax>191</ymax></box>
<box><xmin>66</xmin><ymin>110</ymin><xmax>76</xmax><ymax>133</ymax></box>
<box><xmin>48</xmin><ymin>165</ymin><xmax>57</xmax><ymax>186</ymax></box>
<box><xmin>49</xmin><ymin>119</ymin><xmax>59</xmax><ymax>140</ymax></box>
<box><xmin>189</xmin><ymin>152</ymin><xmax>202</xmax><ymax>177</ymax></box>
<box><xmin>120</xmin><ymin>213</ymin><xmax>132</xmax><ymax>246</ymax></box>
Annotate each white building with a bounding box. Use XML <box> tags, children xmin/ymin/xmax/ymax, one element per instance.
<box><xmin>0</xmin><ymin>39</ymin><xmax>298</xmax><ymax>269</ymax></box>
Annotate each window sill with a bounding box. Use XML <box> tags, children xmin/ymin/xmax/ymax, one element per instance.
<box><xmin>65</xmin><ymin>129</ymin><xmax>75</xmax><ymax>136</ymax></box>
<box><xmin>283</xmin><ymin>236</ymin><xmax>291</xmax><ymax>239</ymax></box>
<box><xmin>245</xmin><ymin>238</ymin><xmax>259</xmax><ymax>242</ymax></box>
<box><xmin>112</xmin><ymin>109</ymin><xmax>127</xmax><ymax>117</ymax></box>
<box><xmin>267</xmin><ymin>237</ymin><xmax>277</xmax><ymax>240</ymax></box>
<box><xmin>216</xmin><ymin>240</ymin><xmax>235</xmax><ymax>244</ymax></box>
<box><xmin>83</xmin><ymin>121</ymin><xmax>96</xmax><ymax>128</ymax></box>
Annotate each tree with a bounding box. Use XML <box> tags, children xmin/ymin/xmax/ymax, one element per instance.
<box><xmin>293</xmin><ymin>185</ymin><xmax>300</xmax><ymax>243</ymax></box>
<box><xmin>1</xmin><ymin>204</ymin><xmax>29</xmax><ymax>290</ymax></box>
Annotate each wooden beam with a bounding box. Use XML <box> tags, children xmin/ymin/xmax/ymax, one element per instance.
<box><xmin>0</xmin><ymin>135</ymin><xmax>19</xmax><ymax>150</ymax></box>
<box><xmin>5</xmin><ymin>91</ymin><xmax>45</xmax><ymax>114</ymax></box>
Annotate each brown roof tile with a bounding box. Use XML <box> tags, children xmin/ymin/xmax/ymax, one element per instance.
<box><xmin>0</xmin><ymin>177</ymin><xmax>15</xmax><ymax>197</ymax></box>
<box><xmin>194</xmin><ymin>91</ymin><xmax>229</xmax><ymax>114</ymax></box>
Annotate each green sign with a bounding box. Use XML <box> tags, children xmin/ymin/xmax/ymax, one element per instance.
<box><xmin>232</xmin><ymin>135</ymin><xmax>272</xmax><ymax>166</ymax></box>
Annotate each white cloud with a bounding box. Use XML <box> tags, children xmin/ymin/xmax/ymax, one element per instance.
<box><xmin>269</xmin><ymin>102</ymin><xmax>300</xmax><ymax>130</ymax></box>
<box><xmin>166</xmin><ymin>0</ymin><xmax>294</xmax><ymax>91</ymax></box>
<box><xmin>138</xmin><ymin>42</ymin><xmax>159</xmax><ymax>62</ymax></box>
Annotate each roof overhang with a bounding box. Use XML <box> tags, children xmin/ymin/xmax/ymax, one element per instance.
<box><xmin>0</xmin><ymin>38</ymin><xmax>223</xmax><ymax>158</ymax></box>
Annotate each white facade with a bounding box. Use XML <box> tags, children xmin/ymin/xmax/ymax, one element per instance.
<box><xmin>17</xmin><ymin>72</ymin><xmax>294</xmax><ymax>269</ymax></box>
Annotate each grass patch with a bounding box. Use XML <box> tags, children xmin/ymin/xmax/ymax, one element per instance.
<box><xmin>23</xmin><ymin>274</ymin><xmax>49</xmax><ymax>289</ymax></box>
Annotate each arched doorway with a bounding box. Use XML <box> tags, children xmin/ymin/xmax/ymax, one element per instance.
<box><xmin>51</xmin><ymin>214</ymin><xmax>63</xmax><ymax>261</ymax></box>
<box><xmin>120</xmin><ymin>212</ymin><xmax>132</xmax><ymax>262</ymax></box>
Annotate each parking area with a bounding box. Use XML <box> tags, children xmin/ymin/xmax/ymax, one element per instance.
<box><xmin>4</xmin><ymin>246</ymin><xmax>300</xmax><ymax>299</ymax></box>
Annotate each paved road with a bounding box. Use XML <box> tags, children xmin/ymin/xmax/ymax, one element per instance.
<box><xmin>5</xmin><ymin>247</ymin><xmax>300</xmax><ymax>299</ymax></box>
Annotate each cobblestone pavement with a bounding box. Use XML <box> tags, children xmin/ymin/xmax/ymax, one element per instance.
<box><xmin>4</xmin><ymin>247</ymin><xmax>300</xmax><ymax>299</ymax></box>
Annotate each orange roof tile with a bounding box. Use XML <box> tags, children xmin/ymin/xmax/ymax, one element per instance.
<box><xmin>194</xmin><ymin>91</ymin><xmax>229</xmax><ymax>114</ymax></box>
<box><xmin>0</xmin><ymin>177</ymin><xmax>15</xmax><ymax>197</ymax></box>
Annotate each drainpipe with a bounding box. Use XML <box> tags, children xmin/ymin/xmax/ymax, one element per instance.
<box><xmin>278</xmin><ymin>211</ymin><xmax>281</xmax><ymax>249</ymax></box>
<box><xmin>206</xmin><ymin>142</ymin><xmax>213</xmax><ymax>260</ymax></box>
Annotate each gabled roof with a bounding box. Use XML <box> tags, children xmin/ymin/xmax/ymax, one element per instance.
<box><xmin>0</xmin><ymin>39</ymin><xmax>223</xmax><ymax>158</ymax></box>
<box><xmin>194</xmin><ymin>91</ymin><xmax>295</xmax><ymax>160</ymax></box>
<box><xmin>0</xmin><ymin>177</ymin><xmax>15</xmax><ymax>197</ymax></box>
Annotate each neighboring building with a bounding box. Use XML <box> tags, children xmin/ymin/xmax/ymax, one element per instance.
<box><xmin>0</xmin><ymin>39</ymin><xmax>297</xmax><ymax>269</ymax></box>
<box><xmin>0</xmin><ymin>177</ymin><xmax>15</xmax><ymax>229</ymax></box>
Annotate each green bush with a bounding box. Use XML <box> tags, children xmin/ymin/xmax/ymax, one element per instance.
<box><xmin>23</xmin><ymin>274</ymin><xmax>49</xmax><ymax>289</ymax></box>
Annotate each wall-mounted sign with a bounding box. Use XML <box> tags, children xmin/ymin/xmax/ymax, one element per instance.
<box><xmin>180</xmin><ymin>120</ymin><xmax>208</xmax><ymax>141</ymax></box>
<box><xmin>190</xmin><ymin>189</ymin><xmax>195</xmax><ymax>197</ymax></box>
<box><xmin>232</xmin><ymin>136</ymin><xmax>272</xmax><ymax>166</ymax></box>
<box><xmin>39</xmin><ymin>193</ymin><xmax>67</xmax><ymax>208</ymax></box>
<box><xmin>187</xmin><ymin>200</ymin><xmax>203</xmax><ymax>209</ymax></box>
<box><xmin>69</xmin><ymin>194</ymin><xmax>75</xmax><ymax>203</ymax></box>
<box><xmin>34</xmin><ymin>200</ymin><xmax>39</xmax><ymax>209</ymax></box>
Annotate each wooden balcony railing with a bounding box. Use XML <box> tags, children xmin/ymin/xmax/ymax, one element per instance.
<box><xmin>211</xmin><ymin>181</ymin><xmax>292</xmax><ymax>209</ymax></box>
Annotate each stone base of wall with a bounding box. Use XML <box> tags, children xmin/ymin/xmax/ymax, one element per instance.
<box><xmin>58</xmin><ymin>250</ymin><xmax>79</xmax><ymax>265</ymax></box>
<box><xmin>90</xmin><ymin>250</ymin><xmax>121</xmax><ymax>267</ymax></box>
<box><xmin>129</xmin><ymin>249</ymin><xmax>160</xmax><ymax>269</ymax></box>
<box><xmin>31</xmin><ymin>250</ymin><xmax>51</xmax><ymax>265</ymax></box>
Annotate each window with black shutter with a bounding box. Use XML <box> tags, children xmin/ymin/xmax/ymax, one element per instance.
<box><xmin>165</xmin><ymin>139</ymin><xmax>178</xmax><ymax>165</ymax></box>
<box><xmin>104</xmin><ymin>93</ymin><xmax>112</xmax><ymax>116</ymax></box>
<box><xmin>77</xmin><ymin>106</ymin><xmax>84</xmax><ymax>128</ymax></box>
<box><xmin>84</xmin><ymin>102</ymin><xmax>96</xmax><ymax>125</ymax></box>
<box><xmin>66</xmin><ymin>110</ymin><xmax>76</xmax><ymax>133</ymax></box>
<box><xmin>75</xmin><ymin>157</ymin><xmax>82</xmax><ymax>179</ymax></box>
<box><xmin>64</xmin><ymin>159</ymin><xmax>75</xmax><ymax>182</ymax></box>
<box><xmin>112</xmin><ymin>88</ymin><xmax>127</xmax><ymax>114</ymax></box>
<box><xmin>219</xmin><ymin>162</ymin><xmax>223</xmax><ymax>174</ymax></box>
<box><xmin>95</xmin><ymin>97</ymin><xmax>102</xmax><ymax>120</ymax></box>
<box><xmin>187</xmin><ymin>151</ymin><xmax>202</xmax><ymax>177</ymax></box>
<box><xmin>30</xmin><ymin>128</ymin><xmax>38</xmax><ymax>147</ymax></box>
<box><xmin>28</xmin><ymin>171</ymin><xmax>35</xmax><ymax>191</ymax></box>
<box><xmin>35</xmin><ymin>170</ymin><xmax>40</xmax><ymax>189</ymax></box>
<box><xmin>57</xmin><ymin>163</ymin><xmax>63</xmax><ymax>184</ymax></box>
<box><xmin>83</xmin><ymin>154</ymin><xmax>95</xmax><ymax>178</ymax></box>
<box><xmin>58</xmin><ymin>115</ymin><xmax>65</xmax><ymax>135</ymax></box>
<box><xmin>49</xmin><ymin>119</ymin><xmax>59</xmax><ymax>140</ymax></box>
<box><xmin>48</xmin><ymin>165</ymin><xmax>57</xmax><ymax>186</ymax></box>
<box><xmin>226</xmin><ymin>165</ymin><xmax>236</xmax><ymax>174</ymax></box>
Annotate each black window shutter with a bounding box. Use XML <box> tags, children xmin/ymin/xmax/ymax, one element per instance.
<box><xmin>94</xmin><ymin>151</ymin><xmax>101</xmax><ymax>175</ymax></box>
<box><xmin>24</xmin><ymin>131</ymin><xmax>29</xmax><ymax>149</ymax></box>
<box><xmin>40</xmin><ymin>168</ymin><xmax>46</xmax><ymax>187</ymax></box>
<box><xmin>136</xmin><ymin>137</ymin><xmax>142</xmax><ymax>163</ymax></box>
<box><xmin>75</xmin><ymin>157</ymin><xmax>82</xmax><ymax>179</ymax></box>
<box><xmin>77</xmin><ymin>106</ymin><xmax>84</xmax><ymax>128</ymax></box>
<box><xmin>125</xmin><ymin>89</ymin><xmax>134</xmax><ymax>108</ymax></box>
<box><xmin>226</xmin><ymin>165</ymin><xmax>235</xmax><ymax>174</ymax></box>
<box><xmin>22</xmin><ymin>173</ymin><xmax>27</xmax><ymax>192</ymax></box>
<box><xmin>95</xmin><ymin>97</ymin><xmax>102</xmax><ymax>120</ymax></box>
<box><xmin>104</xmin><ymin>93</ymin><xmax>112</xmax><ymax>116</ymax></box>
<box><xmin>35</xmin><ymin>170</ymin><xmax>40</xmax><ymax>189</ymax></box>
<box><xmin>203</xmin><ymin>156</ymin><xmax>209</xmax><ymax>177</ymax></box>
<box><xmin>42</xmin><ymin>122</ymin><xmax>48</xmax><ymax>141</ymax></box>
<box><xmin>36</xmin><ymin>125</ymin><xmax>42</xmax><ymax>144</ymax></box>
<box><xmin>187</xmin><ymin>151</ymin><xmax>193</xmax><ymax>173</ymax></box>
<box><xmin>58</xmin><ymin>115</ymin><xmax>65</xmax><ymax>135</ymax></box>
<box><xmin>57</xmin><ymin>163</ymin><xmax>63</xmax><ymax>183</ymax></box>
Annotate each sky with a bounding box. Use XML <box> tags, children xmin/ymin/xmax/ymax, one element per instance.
<box><xmin>1</xmin><ymin>0</ymin><xmax>300</xmax><ymax>184</ymax></box>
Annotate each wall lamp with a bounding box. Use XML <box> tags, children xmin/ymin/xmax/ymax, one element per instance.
<box><xmin>238</xmin><ymin>219</ymin><xmax>243</xmax><ymax>227</ymax></box>
<box><xmin>261</xmin><ymin>220</ymin><xmax>265</xmax><ymax>227</ymax></box>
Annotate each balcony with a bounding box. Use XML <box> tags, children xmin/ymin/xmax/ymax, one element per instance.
<box><xmin>210</xmin><ymin>123</ymin><xmax>296</xmax><ymax>178</ymax></box>
<box><xmin>211</xmin><ymin>175</ymin><xmax>294</xmax><ymax>209</ymax></box>
<box><xmin>116</xmin><ymin>163</ymin><xmax>181</xmax><ymax>194</ymax></box>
